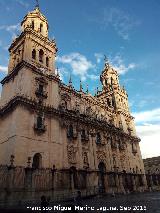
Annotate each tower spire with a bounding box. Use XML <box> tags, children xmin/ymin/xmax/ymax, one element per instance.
<box><xmin>80</xmin><ymin>80</ymin><xmax>83</xmax><ymax>92</ymax></box>
<box><xmin>68</xmin><ymin>74</ymin><xmax>73</xmax><ymax>88</ymax></box>
<box><xmin>86</xmin><ymin>84</ymin><xmax>89</xmax><ymax>94</ymax></box>
<box><xmin>56</xmin><ymin>68</ymin><xmax>60</xmax><ymax>79</ymax></box>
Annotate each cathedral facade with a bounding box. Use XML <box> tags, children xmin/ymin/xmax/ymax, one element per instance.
<box><xmin>0</xmin><ymin>6</ymin><xmax>147</xmax><ymax>196</ymax></box>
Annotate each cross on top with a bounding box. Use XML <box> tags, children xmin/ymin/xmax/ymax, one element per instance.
<box><xmin>104</xmin><ymin>55</ymin><xmax>109</xmax><ymax>68</ymax></box>
<box><xmin>35</xmin><ymin>0</ymin><xmax>39</xmax><ymax>8</ymax></box>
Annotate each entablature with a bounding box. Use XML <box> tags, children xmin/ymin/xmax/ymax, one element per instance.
<box><xmin>9</xmin><ymin>28</ymin><xmax>56</xmax><ymax>52</ymax></box>
<box><xmin>0</xmin><ymin>94</ymin><xmax>141</xmax><ymax>144</ymax></box>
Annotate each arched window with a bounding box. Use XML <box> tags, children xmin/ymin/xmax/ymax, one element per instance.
<box><xmin>39</xmin><ymin>49</ymin><xmax>44</xmax><ymax>63</ymax></box>
<box><xmin>40</xmin><ymin>23</ymin><xmax>43</xmax><ymax>33</ymax></box>
<box><xmin>96</xmin><ymin>132</ymin><xmax>101</xmax><ymax>144</ymax></box>
<box><xmin>37</xmin><ymin>116</ymin><xmax>43</xmax><ymax>129</ymax></box>
<box><xmin>68</xmin><ymin>125</ymin><xmax>74</xmax><ymax>138</ymax></box>
<box><xmin>32</xmin><ymin>21</ymin><xmax>34</xmax><ymax>30</ymax></box>
<box><xmin>32</xmin><ymin>153</ymin><xmax>42</xmax><ymax>169</ymax></box>
<box><xmin>32</xmin><ymin>49</ymin><xmax>36</xmax><ymax>60</ymax></box>
<box><xmin>46</xmin><ymin>57</ymin><xmax>49</xmax><ymax>67</ymax></box>
<box><xmin>38</xmin><ymin>84</ymin><xmax>44</xmax><ymax>95</ymax></box>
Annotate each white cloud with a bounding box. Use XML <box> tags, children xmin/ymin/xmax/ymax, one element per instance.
<box><xmin>110</xmin><ymin>54</ymin><xmax>136</xmax><ymax>75</ymax></box>
<box><xmin>101</xmin><ymin>8</ymin><xmax>140</xmax><ymax>40</ymax></box>
<box><xmin>0</xmin><ymin>65</ymin><xmax>8</xmax><ymax>73</ymax></box>
<box><xmin>0</xmin><ymin>23</ymin><xmax>20</xmax><ymax>39</ymax></box>
<box><xmin>3</xmin><ymin>45</ymin><xmax>9</xmax><ymax>51</ymax></box>
<box><xmin>15</xmin><ymin>0</ymin><xmax>29</xmax><ymax>8</ymax></box>
<box><xmin>88</xmin><ymin>74</ymin><xmax>99</xmax><ymax>80</ymax></box>
<box><xmin>57</xmin><ymin>53</ymin><xmax>95</xmax><ymax>81</ymax></box>
<box><xmin>56</xmin><ymin>67</ymin><xmax>69</xmax><ymax>81</ymax></box>
<box><xmin>133</xmin><ymin>108</ymin><xmax>160</xmax><ymax>124</ymax></box>
<box><xmin>133</xmin><ymin>108</ymin><xmax>160</xmax><ymax>158</ymax></box>
<box><xmin>57</xmin><ymin>52</ymin><xmax>136</xmax><ymax>82</ymax></box>
<box><xmin>137</xmin><ymin>124</ymin><xmax>160</xmax><ymax>159</ymax></box>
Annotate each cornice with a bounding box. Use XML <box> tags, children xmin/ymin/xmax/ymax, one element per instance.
<box><xmin>0</xmin><ymin>60</ymin><xmax>60</xmax><ymax>85</ymax></box>
<box><xmin>9</xmin><ymin>28</ymin><xmax>56</xmax><ymax>52</ymax></box>
<box><xmin>59</xmin><ymin>84</ymin><xmax>116</xmax><ymax>114</ymax></box>
<box><xmin>0</xmin><ymin>95</ymin><xmax>140</xmax><ymax>143</ymax></box>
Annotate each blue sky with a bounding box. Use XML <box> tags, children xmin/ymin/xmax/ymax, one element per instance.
<box><xmin>0</xmin><ymin>0</ymin><xmax>160</xmax><ymax>158</ymax></box>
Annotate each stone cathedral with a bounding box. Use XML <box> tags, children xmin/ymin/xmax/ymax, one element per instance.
<box><xmin>0</xmin><ymin>5</ymin><xmax>147</xmax><ymax>198</ymax></box>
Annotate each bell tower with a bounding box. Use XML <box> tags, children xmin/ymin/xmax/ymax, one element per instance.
<box><xmin>100</xmin><ymin>59</ymin><xmax>120</xmax><ymax>92</ymax></box>
<box><xmin>97</xmin><ymin>58</ymin><xmax>136</xmax><ymax>135</ymax></box>
<box><xmin>0</xmin><ymin>5</ymin><xmax>58</xmax><ymax>107</ymax></box>
<box><xmin>8</xmin><ymin>6</ymin><xmax>57</xmax><ymax>74</ymax></box>
<box><xmin>0</xmin><ymin>5</ymin><xmax>59</xmax><ymax>166</ymax></box>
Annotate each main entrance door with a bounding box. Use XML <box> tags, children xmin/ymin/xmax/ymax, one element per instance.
<box><xmin>98</xmin><ymin>162</ymin><xmax>106</xmax><ymax>193</ymax></box>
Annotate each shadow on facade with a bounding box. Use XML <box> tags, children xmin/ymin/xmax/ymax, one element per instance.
<box><xmin>0</xmin><ymin>163</ymin><xmax>159</xmax><ymax>208</ymax></box>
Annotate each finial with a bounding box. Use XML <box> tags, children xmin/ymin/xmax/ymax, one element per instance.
<box><xmin>86</xmin><ymin>84</ymin><xmax>89</xmax><ymax>94</ymax></box>
<box><xmin>56</xmin><ymin>68</ymin><xmax>60</xmax><ymax>78</ymax></box>
<box><xmin>104</xmin><ymin>54</ymin><xmax>110</xmax><ymax>68</ymax></box>
<box><xmin>69</xmin><ymin>74</ymin><xmax>73</xmax><ymax>88</ymax></box>
<box><xmin>80</xmin><ymin>80</ymin><xmax>83</xmax><ymax>92</ymax></box>
<box><xmin>94</xmin><ymin>88</ymin><xmax>97</xmax><ymax>96</ymax></box>
<box><xmin>96</xmin><ymin>87</ymin><xmax>99</xmax><ymax>95</ymax></box>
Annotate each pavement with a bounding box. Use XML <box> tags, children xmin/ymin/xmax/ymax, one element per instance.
<box><xmin>0</xmin><ymin>191</ymin><xmax>160</xmax><ymax>212</ymax></box>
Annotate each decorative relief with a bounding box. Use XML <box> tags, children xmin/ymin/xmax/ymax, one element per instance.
<box><xmin>112</xmin><ymin>155</ymin><xmax>117</xmax><ymax>167</ymax></box>
<box><xmin>59</xmin><ymin>92</ymin><xmax>71</xmax><ymax>110</ymax></box>
<box><xmin>89</xmin><ymin>128</ymin><xmax>96</xmax><ymax>137</ymax></box>
<box><xmin>67</xmin><ymin>145</ymin><xmax>78</xmax><ymax>164</ymax></box>
<box><xmin>96</xmin><ymin>150</ymin><xmax>106</xmax><ymax>163</ymax></box>
<box><xmin>61</xmin><ymin>93</ymin><xmax>71</xmax><ymax>102</ymax></box>
<box><xmin>74</xmin><ymin>100</ymin><xmax>80</xmax><ymax>112</ymax></box>
<box><xmin>82</xmin><ymin>151</ymin><xmax>89</xmax><ymax>168</ymax></box>
<box><xmin>86</xmin><ymin>106</ymin><xmax>92</xmax><ymax>115</ymax></box>
<box><xmin>120</xmin><ymin>153</ymin><xmax>126</xmax><ymax>170</ymax></box>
